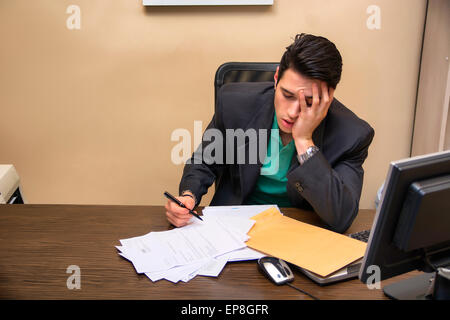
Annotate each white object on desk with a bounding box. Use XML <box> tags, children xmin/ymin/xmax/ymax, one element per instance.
<box><xmin>116</xmin><ymin>205</ymin><xmax>276</xmax><ymax>283</ymax></box>
<box><xmin>0</xmin><ymin>165</ymin><xmax>26</xmax><ymax>204</ymax></box>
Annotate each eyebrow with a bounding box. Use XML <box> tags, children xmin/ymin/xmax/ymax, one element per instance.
<box><xmin>280</xmin><ymin>87</ymin><xmax>296</xmax><ymax>96</ymax></box>
<box><xmin>280</xmin><ymin>86</ymin><xmax>314</xmax><ymax>99</ymax></box>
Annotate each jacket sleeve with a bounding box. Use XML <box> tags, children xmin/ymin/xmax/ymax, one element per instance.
<box><xmin>286</xmin><ymin>127</ymin><xmax>375</xmax><ymax>233</ymax></box>
<box><xmin>178</xmin><ymin>99</ymin><xmax>226</xmax><ymax>206</ymax></box>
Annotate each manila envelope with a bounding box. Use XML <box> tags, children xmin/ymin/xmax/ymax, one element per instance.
<box><xmin>246</xmin><ymin>208</ymin><xmax>367</xmax><ymax>277</ymax></box>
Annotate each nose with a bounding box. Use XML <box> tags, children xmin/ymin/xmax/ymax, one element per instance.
<box><xmin>287</xmin><ymin>100</ymin><xmax>300</xmax><ymax>119</ymax></box>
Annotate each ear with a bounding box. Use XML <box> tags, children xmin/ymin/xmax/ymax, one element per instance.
<box><xmin>274</xmin><ymin>66</ymin><xmax>279</xmax><ymax>88</ymax></box>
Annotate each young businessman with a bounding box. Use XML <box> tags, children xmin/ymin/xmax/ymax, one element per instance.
<box><xmin>165</xmin><ymin>33</ymin><xmax>374</xmax><ymax>233</ymax></box>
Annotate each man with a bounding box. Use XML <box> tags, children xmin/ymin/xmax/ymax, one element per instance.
<box><xmin>166</xmin><ymin>33</ymin><xmax>374</xmax><ymax>233</ymax></box>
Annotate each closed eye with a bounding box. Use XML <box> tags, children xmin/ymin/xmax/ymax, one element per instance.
<box><xmin>280</xmin><ymin>87</ymin><xmax>296</xmax><ymax>100</ymax></box>
<box><xmin>283</xmin><ymin>93</ymin><xmax>295</xmax><ymax>100</ymax></box>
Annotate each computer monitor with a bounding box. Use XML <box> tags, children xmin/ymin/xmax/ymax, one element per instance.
<box><xmin>359</xmin><ymin>150</ymin><xmax>450</xmax><ymax>300</ymax></box>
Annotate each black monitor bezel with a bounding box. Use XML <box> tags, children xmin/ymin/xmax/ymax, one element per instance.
<box><xmin>359</xmin><ymin>150</ymin><xmax>450</xmax><ymax>283</ymax></box>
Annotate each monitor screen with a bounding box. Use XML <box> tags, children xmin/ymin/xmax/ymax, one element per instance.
<box><xmin>359</xmin><ymin>150</ymin><xmax>450</xmax><ymax>298</ymax></box>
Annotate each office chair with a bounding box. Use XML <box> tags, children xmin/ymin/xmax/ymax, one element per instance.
<box><xmin>214</xmin><ymin>62</ymin><xmax>279</xmax><ymax>112</ymax></box>
<box><xmin>212</xmin><ymin>62</ymin><xmax>278</xmax><ymax>189</ymax></box>
<box><xmin>0</xmin><ymin>165</ymin><xmax>26</xmax><ymax>204</ymax></box>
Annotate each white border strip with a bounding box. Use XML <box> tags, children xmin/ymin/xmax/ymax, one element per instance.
<box><xmin>144</xmin><ymin>0</ymin><xmax>273</xmax><ymax>5</ymax></box>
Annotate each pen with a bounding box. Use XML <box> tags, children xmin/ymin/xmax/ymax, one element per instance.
<box><xmin>163</xmin><ymin>191</ymin><xmax>203</xmax><ymax>221</ymax></box>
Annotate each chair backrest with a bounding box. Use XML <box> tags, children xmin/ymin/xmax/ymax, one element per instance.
<box><xmin>214</xmin><ymin>62</ymin><xmax>279</xmax><ymax>111</ymax></box>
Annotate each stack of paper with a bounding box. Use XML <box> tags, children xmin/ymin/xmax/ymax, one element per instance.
<box><xmin>116</xmin><ymin>205</ymin><xmax>279</xmax><ymax>283</ymax></box>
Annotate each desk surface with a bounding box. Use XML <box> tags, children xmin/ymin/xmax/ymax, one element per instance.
<box><xmin>0</xmin><ymin>205</ymin><xmax>418</xmax><ymax>300</ymax></box>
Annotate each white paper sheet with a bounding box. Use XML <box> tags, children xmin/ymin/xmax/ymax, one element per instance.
<box><xmin>116</xmin><ymin>205</ymin><xmax>277</xmax><ymax>283</ymax></box>
<box><xmin>197</xmin><ymin>257</ymin><xmax>228</xmax><ymax>277</ymax></box>
<box><xmin>118</xmin><ymin>216</ymin><xmax>246</xmax><ymax>274</ymax></box>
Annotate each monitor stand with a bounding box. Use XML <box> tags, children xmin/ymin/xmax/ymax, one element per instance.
<box><xmin>384</xmin><ymin>267</ymin><xmax>450</xmax><ymax>300</ymax></box>
<box><xmin>383</xmin><ymin>273</ymin><xmax>435</xmax><ymax>300</ymax></box>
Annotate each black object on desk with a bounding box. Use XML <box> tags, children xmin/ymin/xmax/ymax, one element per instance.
<box><xmin>359</xmin><ymin>150</ymin><xmax>450</xmax><ymax>300</ymax></box>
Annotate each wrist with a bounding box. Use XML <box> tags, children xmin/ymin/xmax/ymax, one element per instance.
<box><xmin>180</xmin><ymin>190</ymin><xmax>197</xmax><ymax>205</ymax></box>
<box><xmin>294</xmin><ymin>138</ymin><xmax>315</xmax><ymax>155</ymax></box>
<box><xmin>297</xmin><ymin>145</ymin><xmax>320</xmax><ymax>165</ymax></box>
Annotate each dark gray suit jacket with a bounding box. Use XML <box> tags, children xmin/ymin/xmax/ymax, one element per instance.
<box><xmin>180</xmin><ymin>82</ymin><xmax>374</xmax><ymax>233</ymax></box>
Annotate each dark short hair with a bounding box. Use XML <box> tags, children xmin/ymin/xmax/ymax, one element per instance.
<box><xmin>278</xmin><ymin>33</ymin><xmax>343</xmax><ymax>89</ymax></box>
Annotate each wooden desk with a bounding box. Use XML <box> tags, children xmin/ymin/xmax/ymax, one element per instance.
<box><xmin>0</xmin><ymin>205</ymin><xmax>417</xmax><ymax>300</ymax></box>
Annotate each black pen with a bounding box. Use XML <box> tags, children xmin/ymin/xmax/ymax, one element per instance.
<box><xmin>163</xmin><ymin>191</ymin><xmax>203</xmax><ymax>221</ymax></box>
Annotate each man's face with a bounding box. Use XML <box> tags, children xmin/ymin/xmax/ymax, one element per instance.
<box><xmin>273</xmin><ymin>67</ymin><xmax>323</xmax><ymax>134</ymax></box>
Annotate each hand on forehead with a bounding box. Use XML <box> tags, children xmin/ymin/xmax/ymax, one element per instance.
<box><xmin>283</xmin><ymin>81</ymin><xmax>328</xmax><ymax>104</ymax></box>
<box><xmin>278</xmin><ymin>68</ymin><xmax>328</xmax><ymax>99</ymax></box>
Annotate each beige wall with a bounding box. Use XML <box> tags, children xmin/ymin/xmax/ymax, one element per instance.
<box><xmin>411</xmin><ymin>0</ymin><xmax>450</xmax><ymax>156</ymax></box>
<box><xmin>0</xmin><ymin>0</ymin><xmax>427</xmax><ymax>208</ymax></box>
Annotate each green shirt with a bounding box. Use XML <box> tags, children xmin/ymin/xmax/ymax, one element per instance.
<box><xmin>245</xmin><ymin>113</ymin><xmax>296</xmax><ymax>207</ymax></box>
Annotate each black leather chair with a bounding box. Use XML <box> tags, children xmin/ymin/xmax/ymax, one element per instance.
<box><xmin>214</xmin><ymin>62</ymin><xmax>279</xmax><ymax>112</ymax></box>
<box><xmin>211</xmin><ymin>62</ymin><xmax>278</xmax><ymax>189</ymax></box>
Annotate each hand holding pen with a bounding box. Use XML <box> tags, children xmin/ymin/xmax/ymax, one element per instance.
<box><xmin>164</xmin><ymin>191</ymin><xmax>203</xmax><ymax>227</ymax></box>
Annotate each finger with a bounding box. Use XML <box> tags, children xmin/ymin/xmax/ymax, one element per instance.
<box><xmin>317</xmin><ymin>82</ymin><xmax>330</xmax><ymax>113</ymax></box>
<box><xmin>312</xmin><ymin>83</ymin><xmax>320</xmax><ymax>107</ymax></box>
<box><xmin>178</xmin><ymin>196</ymin><xmax>195</xmax><ymax>210</ymax></box>
<box><xmin>167</xmin><ymin>215</ymin><xmax>187</xmax><ymax>228</ymax></box>
<box><xmin>166</xmin><ymin>210</ymin><xmax>190</xmax><ymax>227</ymax></box>
<box><xmin>166</xmin><ymin>211</ymin><xmax>178</xmax><ymax>226</ymax></box>
<box><xmin>165</xmin><ymin>199</ymin><xmax>193</xmax><ymax>227</ymax></box>
<box><xmin>166</xmin><ymin>200</ymin><xmax>191</xmax><ymax>219</ymax></box>
<box><xmin>298</xmin><ymin>89</ymin><xmax>308</xmax><ymax>113</ymax></box>
<box><xmin>317</xmin><ymin>82</ymin><xmax>334</xmax><ymax>117</ymax></box>
<box><xmin>321</xmin><ymin>82</ymin><xmax>329</xmax><ymax>106</ymax></box>
<box><xmin>171</xmin><ymin>207</ymin><xmax>191</xmax><ymax>220</ymax></box>
<box><xmin>174</xmin><ymin>209</ymin><xmax>199</xmax><ymax>222</ymax></box>
<box><xmin>169</xmin><ymin>216</ymin><xmax>190</xmax><ymax>228</ymax></box>
<box><xmin>166</xmin><ymin>198</ymin><xmax>190</xmax><ymax>214</ymax></box>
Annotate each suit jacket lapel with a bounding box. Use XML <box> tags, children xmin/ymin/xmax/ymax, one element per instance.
<box><xmin>238</xmin><ymin>90</ymin><xmax>275</xmax><ymax>203</ymax></box>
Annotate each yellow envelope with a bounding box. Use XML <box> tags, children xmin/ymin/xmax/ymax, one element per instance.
<box><xmin>246</xmin><ymin>208</ymin><xmax>367</xmax><ymax>277</ymax></box>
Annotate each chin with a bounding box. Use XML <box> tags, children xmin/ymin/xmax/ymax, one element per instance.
<box><xmin>279</xmin><ymin>128</ymin><xmax>292</xmax><ymax>135</ymax></box>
